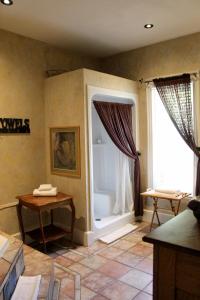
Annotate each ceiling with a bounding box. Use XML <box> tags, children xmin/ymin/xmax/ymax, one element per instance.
<box><xmin>0</xmin><ymin>0</ymin><xmax>200</xmax><ymax>57</ymax></box>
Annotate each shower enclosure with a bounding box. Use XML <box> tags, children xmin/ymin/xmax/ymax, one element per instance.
<box><xmin>88</xmin><ymin>86</ymin><xmax>139</xmax><ymax>238</ymax></box>
<box><xmin>45</xmin><ymin>69</ymin><xmax>139</xmax><ymax>246</ymax></box>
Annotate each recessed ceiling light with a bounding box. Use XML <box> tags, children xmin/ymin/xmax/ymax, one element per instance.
<box><xmin>1</xmin><ymin>0</ymin><xmax>13</xmax><ymax>5</ymax></box>
<box><xmin>144</xmin><ymin>24</ymin><xmax>154</xmax><ymax>29</ymax></box>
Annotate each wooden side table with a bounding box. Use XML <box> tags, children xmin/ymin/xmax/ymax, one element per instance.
<box><xmin>141</xmin><ymin>190</ymin><xmax>190</xmax><ymax>231</ymax></box>
<box><xmin>16</xmin><ymin>192</ymin><xmax>75</xmax><ymax>252</ymax></box>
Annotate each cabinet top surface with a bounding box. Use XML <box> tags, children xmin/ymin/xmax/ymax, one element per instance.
<box><xmin>143</xmin><ymin>209</ymin><xmax>200</xmax><ymax>254</ymax></box>
<box><xmin>16</xmin><ymin>192</ymin><xmax>73</xmax><ymax>208</ymax></box>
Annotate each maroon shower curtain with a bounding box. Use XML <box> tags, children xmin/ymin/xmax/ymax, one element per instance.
<box><xmin>153</xmin><ymin>74</ymin><xmax>200</xmax><ymax>195</ymax></box>
<box><xmin>93</xmin><ymin>101</ymin><xmax>142</xmax><ymax>217</ymax></box>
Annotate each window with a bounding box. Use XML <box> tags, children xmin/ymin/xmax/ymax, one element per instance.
<box><xmin>150</xmin><ymin>87</ymin><xmax>194</xmax><ymax>194</ymax></box>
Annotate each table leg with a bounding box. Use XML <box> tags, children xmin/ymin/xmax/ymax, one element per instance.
<box><xmin>38</xmin><ymin>211</ymin><xmax>47</xmax><ymax>253</ymax></box>
<box><xmin>50</xmin><ymin>209</ymin><xmax>53</xmax><ymax>225</ymax></box>
<box><xmin>150</xmin><ymin>198</ymin><xmax>161</xmax><ymax>231</ymax></box>
<box><xmin>170</xmin><ymin>200</ymin><xmax>176</xmax><ymax>216</ymax></box>
<box><xmin>69</xmin><ymin>199</ymin><xmax>75</xmax><ymax>242</ymax></box>
<box><xmin>155</xmin><ymin>198</ymin><xmax>161</xmax><ymax>225</ymax></box>
<box><xmin>150</xmin><ymin>210</ymin><xmax>155</xmax><ymax>232</ymax></box>
<box><xmin>176</xmin><ymin>200</ymin><xmax>181</xmax><ymax>215</ymax></box>
<box><xmin>17</xmin><ymin>203</ymin><xmax>25</xmax><ymax>242</ymax></box>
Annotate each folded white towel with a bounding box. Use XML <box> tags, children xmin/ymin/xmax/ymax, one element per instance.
<box><xmin>0</xmin><ymin>234</ymin><xmax>9</xmax><ymax>257</ymax></box>
<box><xmin>11</xmin><ymin>275</ymin><xmax>41</xmax><ymax>300</ymax></box>
<box><xmin>33</xmin><ymin>187</ymin><xmax>57</xmax><ymax>196</ymax></box>
<box><xmin>155</xmin><ymin>188</ymin><xmax>180</xmax><ymax>194</ymax></box>
<box><xmin>38</xmin><ymin>184</ymin><xmax>53</xmax><ymax>191</ymax></box>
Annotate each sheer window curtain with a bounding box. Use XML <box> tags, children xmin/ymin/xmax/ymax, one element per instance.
<box><xmin>150</xmin><ymin>86</ymin><xmax>194</xmax><ymax>193</ymax></box>
<box><xmin>153</xmin><ymin>74</ymin><xmax>200</xmax><ymax>195</ymax></box>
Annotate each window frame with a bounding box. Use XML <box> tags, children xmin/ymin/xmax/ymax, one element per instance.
<box><xmin>147</xmin><ymin>80</ymin><xmax>197</xmax><ymax>195</ymax></box>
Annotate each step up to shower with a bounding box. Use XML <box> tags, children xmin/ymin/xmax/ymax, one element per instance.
<box><xmin>99</xmin><ymin>223</ymin><xmax>138</xmax><ymax>244</ymax></box>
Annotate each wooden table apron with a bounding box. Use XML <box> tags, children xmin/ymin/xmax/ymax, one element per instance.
<box><xmin>16</xmin><ymin>193</ymin><xmax>75</xmax><ymax>252</ymax></box>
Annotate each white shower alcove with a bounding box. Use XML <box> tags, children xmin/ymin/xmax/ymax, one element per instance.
<box><xmin>87</xmin><ymin>85</ymin><xmax>139</xmax><ymax>242</ymax></box>
<box><xmin>45</xmin><ymin>69</ymin><xmax>139</xmax><ymax>246</ymax></box>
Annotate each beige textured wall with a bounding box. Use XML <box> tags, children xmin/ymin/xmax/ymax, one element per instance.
<box><xmin>44</xmin><ymin>69</ymin><xmax>138</xmax><ymax>233</ymax></box>
<box><xmin>44</xmin><ymin>69</ymin><xmax>88</xmax><ymax>231</ymax></box>
<box><xmin>2</xmin><ymin>26</ymin><xmax>199</xmax><ymax>234</ymax></box>
<box><xmin>83</xmin><ymin>69</ymin><xmax>138</xmax><ymax>92</ymax></box>
<box><xmin>102</xmin><ymin>32</ymin><xmax>200</xmax><ymax>200</ymax></box>
<box><xmin>101</xmin><ymin>32</ymin><xmax>200</xmax><ymax>81</ymax></box>
<box><xmin>0</xmin><ymin>29</ymin><xmax>100</xmax><ymax>234</ymax></box>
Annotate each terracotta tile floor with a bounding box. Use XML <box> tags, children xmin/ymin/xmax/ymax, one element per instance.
<box><xmin>34</xmin><ymin>222</ymin><xmax>154</xmax><ymax>299</ymax></box>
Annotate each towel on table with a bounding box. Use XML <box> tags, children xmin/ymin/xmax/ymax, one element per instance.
<box><xmin>11</xmin><ymin>275</ymin><xmax>41</xmax><ymax>300</ymax></box>
<box><xmin>33</xmin><ymin>187</ymin><xmax>57</xmax><ymax>196</ymax></box>
<box><xmin>154</xmin><ymin>188</ymin><xmax>180</xmax><ymax>194</ymax></box>
<box><xmin>38</xmin><ymin>184</ymin><xmax>53</xmax><ymax>191</ymax></box>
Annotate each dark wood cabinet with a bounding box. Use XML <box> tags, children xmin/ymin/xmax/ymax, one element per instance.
<box><xmin>143</xmin><ymin>209</ymin><xmax>200</xmax><ymax>300</ymax></box>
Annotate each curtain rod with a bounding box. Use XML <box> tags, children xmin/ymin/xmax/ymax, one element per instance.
<box><xmin>93</xmin><ymin>100</ymin><xmax>133</xmax><ymax>106</ymax></box>
<box><xmin>139</xmin><ymin>71</ymin><xmax>200</xmax><ymax>84</ymax></box>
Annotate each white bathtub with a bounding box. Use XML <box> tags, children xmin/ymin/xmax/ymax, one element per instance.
<box><xmin>94</xmin><ymin>191</ymin><xmax>114</xmax><ymax>218</ymax></box>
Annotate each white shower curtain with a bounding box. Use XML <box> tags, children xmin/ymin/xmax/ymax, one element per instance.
<box><xmin>113</xmin><ymin>150</ymin><xmax>133</xmax><ymax>214</ymax></box>
<box><xmin>92</xmin><ymin>108</ymin><xmax>134</xmax><ymax>215</ymax></box>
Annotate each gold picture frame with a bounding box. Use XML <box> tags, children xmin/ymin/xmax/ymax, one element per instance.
<box><xmin>50</xmin><ymin>127</ymin><xmax>81</xmax><ymax>178</ymax></box>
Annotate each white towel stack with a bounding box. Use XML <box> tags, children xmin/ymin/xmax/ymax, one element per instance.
<box><xmin>154</xmin><ymin>188</ymin><xmax>180</xmax><ymax>194</ymax></box>
<box><xmin>11</xmin><ymin>275</ymin><xmax>41</xmax><ymax>300</ymax></box>
<box><xmin>33</xmin><ymin>184</ymin><xmax>58</xmax><ymax>196</ymax></box>
<box><xmin>0</xmin><ymin>234</ymin><xmax>9</xmax><ymax>257</ymax></box>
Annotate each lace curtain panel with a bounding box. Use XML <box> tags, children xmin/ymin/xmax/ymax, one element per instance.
<box><xmin>153</xmin><ymin>74</ymin><xmax>200</xmax><ymax>195</ymax></box>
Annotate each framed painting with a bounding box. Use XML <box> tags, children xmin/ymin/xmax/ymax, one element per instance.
<box><xmin>50</xmin><ymin>127</ymin><xmax>81</xmax><ymax>177</ymax></box>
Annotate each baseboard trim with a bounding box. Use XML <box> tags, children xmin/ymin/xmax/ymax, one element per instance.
<box><xmin>11</xmin><ymin>223</ymin><xmax>86</xmax><ymax>246</ymax></box>
<box><xmin>12</xmin><ymin>215</ymin><xmax>140</xmax><ymax>247</ymax></box>
<box><xmin>53</xmin><ymin>222</ymin><xmax>86</xmax><ymax>246</ymax></box>
<box><xmin>83</xmin><ymin>231</ymin><xmax>95</xmax><ymax>246</ymax></box>
<box><xmin>12</xmin><ymin>232</ymin><xmax>21</xmax><ymax>239</ymax></box>
<box><xmin>12</xmin><ymin>231</ymin><xmax>35</xmax><ymax>244</ymax></box>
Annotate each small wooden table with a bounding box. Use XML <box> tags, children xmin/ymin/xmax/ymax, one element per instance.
<box><xmin>141</xmin><ymin>190</ymin><xmax>190</xmax><ymax>231</ymax></box>
<box><xmin>16</xmin><ymin>192</ymin><xmax>75</xmax><ymax>252</ymax></box>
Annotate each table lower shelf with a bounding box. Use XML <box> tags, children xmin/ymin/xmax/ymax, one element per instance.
<box><xmin>26</xmin><ymin>224</ymin><xmax>70</xmax><ymax>244</ymax></box>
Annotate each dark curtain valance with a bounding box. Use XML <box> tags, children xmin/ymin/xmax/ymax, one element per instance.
<box><xmin>153</xmin><ymin>73</ymin><xmax>200</xmax><ymax>195</ymax></box>
<box><xmin>153</xmin><ymin>73</ymin><xmax>191</xmax><ymax>85</ymax></box>
<box><xmin>93</xmin><ymin>100</ymin><xmax>142</xmax><ymax>217</ymax></box>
